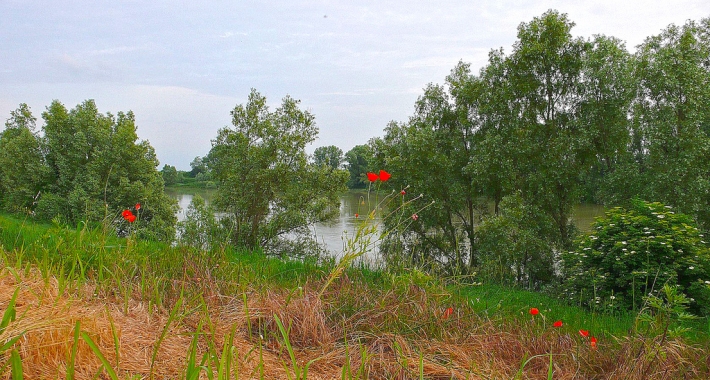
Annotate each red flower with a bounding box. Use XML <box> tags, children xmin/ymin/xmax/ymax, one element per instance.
<box><xmin>579</xmin><ymin>329</ymin><xmax>590</xmax><ymax>338</ymax></box>
<box><xmin>590</xmin><ymin>336</ymin><xmax>597</xmax><ymax>348</ymax></box>
<box><xmin>355</xmin><ymin>213</ymin><xmax>359</xmax><ymax>218</ymax></box>
<box><xmin>366</xmin><ymin>172</ymin><xmax>379</xmax><ymax>182</ymax></box>
<box><xmin>379</xmin><ymin>170</ymin><xmax>391</xmax><ymax>182</ymax></box>
<box><xmin>411</xmin><ymin>214</ymin><xmax>419</xmax><ymax>221</ymax></box>
<box><xmin>126</xmin><ymin>214</ymin><xmax>136</xmax><ymax>223</ymax></box>
<box><xmin>529</xmin><ymin>308</ymin><xmax>539</xmax><ymax>316</ymax></box>
<box><xmin>553</xmin><ymin>320</ymin><xmax>563</xmax><ymax>328</ymax></box>
<box><xmin>442</xmin><ymin>307</ymin><xmax>454</xmax><ymax>320</ymax></box>
<box><xmin>400</xmin><ymin>190</ymin><xmax>406</xmax><ymax>195</ymax></box>
<box><xmin>122</xmin><ymin>209</ymin><xmax>132</xmax><ymax>218</ymax></box>
<box><xmin>135</xmin><ymin>203</ymin><xmax>141</xmax><ymax>210</ymax></box>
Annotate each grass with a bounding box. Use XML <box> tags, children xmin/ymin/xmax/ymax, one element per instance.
<box><xmin>1</xmin><ymin>212</ymin><xmax>709</xmax><ymax>378</ymax></box>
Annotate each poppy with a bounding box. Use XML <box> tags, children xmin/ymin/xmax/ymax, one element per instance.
<box><xmin>355</xmin><ymin>213</ymin><xmax>359</xmax><ymax>218</ymax></box>
<box><xmin>400</xmin><ymin>190</ymin><xmax>406</xmax><ymax>195</ymax></box>
<box><xmin>579</xmin><ymin>330</ymin><xmax>590</xmax><ymax>338</ymax></box>
<box><xmin>366</xmin><ymin>172</ymin><xmax>379</xmax><ymax>182</ymax></box>
<box><xmin>379</xmin><ymin>170</ymin><xmax>391</xmax><ymax>182</ymax></box>
<box><xmin>529</xmin><ymin>308</ymin><xmax>539</xmax><ymax>316</ymax></box>
<box><xmin>442</xmin><ymin>307</ymin><xmax>454</xmax><ymax>319</ymax></box>
<box><xmin>590</xmin><ymin>336</ymin><xmax>597</xmax><ymax>348</ymax></box>
<box><xmin>126</xmin><ymin>214</ymin><xmax>136</xmax><ymax>223</ymax></box>
<box><xmin>411</xmin><ymin>214</ymin><xmax>419</xmax><ymax>221</ymax></box>
<box><xmin>553</xmin><ymin>320</ymin><xmax>563</xmax><ymax>327</ymax></box>
<box><xmin>122</xmin><ymin>209</ymin><xmax>132</xmax><ymax>218</ymax></box>
<box><xmin>135</xmin><ymin>203</ymin><xmax>141</xmax><ymax>210</ymax></box>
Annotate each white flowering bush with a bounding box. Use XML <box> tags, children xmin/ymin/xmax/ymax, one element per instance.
<box><xmin>562</xmin><ymin>200</ymin><xmax>710</xmax><ymax>315</ymax></box>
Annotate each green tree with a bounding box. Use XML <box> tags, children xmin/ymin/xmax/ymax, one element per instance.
<box><xmin>313</xmin><ymin>145</ymin><xmax>343</xmax><ymax>170</ymax></box>
<box><xmin>343</xmin><ymin>144</ymin><xmax>373</xmax><ymax>188</ymax></box>
<box><xmin>632</xmin><ymin>19</ymin><xmax>710</xmax><ymax>228</ymax></box>
<box><xmin>161</xmin><ymin>164</ymin><xmax>181</xmax><ymax>186</ymax></box>
<box><xmin>189</xmin><ymin>156</ymin><xmax>208</xmax><ymax>177</ymax></box>
<box><xmin>208</xmin><ymin>89</ymin><xmax>348</xmax><ymax>251</ymax></box>
<box><xmin>503</xmin><ymin>10</ymin><xmax>591</xmax><ymax>248</ymax></box>
<box><xmin>38</xmin><ymin>99</ymin><xmax>177</xmax><ymax>241</ymax></box>
<box><xmin>476</xmin><ymin>193</ymin><xmax>556</xmax><ymax>288</ymax></box>
<box><xmin>0</xmin><ymin>104</ymin><xmax>50</xmax><ymax>212</ymax></box>
<box><xmin>374</xmin><ymin>79</ymin><xmax>480</xmax><ymax>273</ymax></box>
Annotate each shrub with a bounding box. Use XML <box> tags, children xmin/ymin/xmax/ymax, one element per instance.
<box><xmin>562</xmin><ymin>200</ymin><xmax>710</xmax><ymax>315</ymax></box>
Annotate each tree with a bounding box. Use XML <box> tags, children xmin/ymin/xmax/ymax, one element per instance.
<box><xmin>208</xmin><ymin>89</ymin><xmax>348</xmax><ymax>251</ymax></box>
<box><xmin>374</xmin><ymin>78</ymin><xmax>480</xmax><ymax>273</ymax></box>
<box><xmin>344</xmin><ymin>144</ymin><xmax>374</xmax><ymax>188</ymax></box>
<box><xmin>37</xmin><ymin>99</ymin><xmax>177</xmax><ymax>241</ymax></box>
<box><xmin>632</xmin><ymin>19</ymin><xmax>710</xmax><ymax>228</ymax></box>
<box><xmin>313</xmin><ymin>145</ymin><xmax>343</xmax><ymax>170</ymax></box>
<box><xmin>161</xmin><ymin>164</ymin><xmax>180</xmax><ymax>186</ymax></box>
<box><xmin>0</xmin><ymin>104</ymin><xmax>50</xmax><ymax>212</ymax></box>
<box><xmin>476</xmin><ymin>193</ymin><xmax>556</xmax><ymax>288</ymax></box>
<box><xmin>189</xmin><ymin>156</ymin><xmax>208</xmax><ymax>177</ymax></box>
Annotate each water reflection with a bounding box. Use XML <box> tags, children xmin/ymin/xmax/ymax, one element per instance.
<box><xmin>166</xmin><ymin>189</ymin><xmax>605</xmax><ymax>257</ymax></box>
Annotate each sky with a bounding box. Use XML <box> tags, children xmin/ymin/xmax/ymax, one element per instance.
<box><xmin>2</xmin><ymin>1</ymin><xmax>709</xmax><ymax>170</ymax></box>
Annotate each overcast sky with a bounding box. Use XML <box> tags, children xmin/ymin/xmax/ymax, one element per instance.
<box><xmin>2</xmin><ymin>1</ymin><xmax>709</xmax><ymax>170</ymax></box>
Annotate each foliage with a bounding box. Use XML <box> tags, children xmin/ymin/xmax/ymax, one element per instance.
<box><xmin>177</xmin><ymin>195</ymin><xmax>225</xmax><ymax>251</ymax></box>
<box><xmin>160</xmin><ymin>164</ymin><xmax>181</xmax><ymax>186</ymax></box>
<box><xmin>0</xmin><ymin>101</ymin><xmax>177</xmax><ymax>241</ymax></box>
<box><xmin>632</xmin><ymin>19</ymin><xmax>710</xmax><ymax>228</ymax></box>
<box><xmin>476</xmin><ymin>193</ymin><xmax>557</xmax><ymax>288</ymax></box>
<box><xmin>343</xmin><ymin>144</ymin><xmax>374</xmax><ymax>188</ymax></box>
<box><xmin>0</xmin><ymin>104</ymin><xmax>50</xmax><ymax>213</ymax></box>
<box><xmin>207</xmin><ymin>89</ymin><xmax>348</xmax><ymax>251</ymax></box>
<box><xmin>562</xmin><ymin>200</ymin><xmax>710</xmax><ymax>315</ymax></box>
<box><xmin>312</xmin><ymin>145</ymin><xmax>343</xmax><ymax>170</ymax></box>
<box><xmin>40</xmin><ymin>100</ymin><xmax>177</xmax><ymax>241</ymax></box>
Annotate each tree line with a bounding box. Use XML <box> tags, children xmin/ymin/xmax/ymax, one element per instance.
<box><xmin>364</xmin><ymin>11</ymin><xmax>710</xmax><ymax>287</ymax></box>
<box><xmin>2</xmin><ymin>10</ymin><xmax>709</xmax><ymax>304</ymax></box>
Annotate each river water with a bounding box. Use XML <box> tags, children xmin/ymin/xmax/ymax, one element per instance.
<box><xmin>165</xmin><ymin>188</ymin><xmax>605</xmax><ymax>256</ymax></box>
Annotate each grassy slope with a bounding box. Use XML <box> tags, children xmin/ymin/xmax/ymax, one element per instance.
<box><xmin>0</xmin><ymin>213</ymin><xmax>709</xmax><ymax>379</ymax></box>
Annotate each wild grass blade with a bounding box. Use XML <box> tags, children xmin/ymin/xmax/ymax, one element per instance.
<box><xmin>10</xmin><ymin>349</ymin><xmax>23</xmax><ymax>380</ymax></box>
<box><xmin>80</xmin><ymin>331</ymin><xmax>119</xmax><ymax>380</ymax></box>
<box><xmin>66</xmin><ymin>320</ymin><xmax>80</xmax><ymax>380</ymax></box>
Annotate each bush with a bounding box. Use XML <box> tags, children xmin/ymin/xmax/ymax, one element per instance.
<box><xmin>562</xmin><ymin>200</ymin><xmax>710</xmax><ymax>315</ymax></box>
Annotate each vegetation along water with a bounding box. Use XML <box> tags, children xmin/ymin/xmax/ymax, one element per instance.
<box><xmin>1</xmin><ymin>10</ymin><xmax>710</xmax><ymax>379</ymax></box>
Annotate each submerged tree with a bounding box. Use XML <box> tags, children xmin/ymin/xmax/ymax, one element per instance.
<box><xmin>208</xmin><ymin>89</ymin><xmax>348</xmax><ymax>251</ymax></box>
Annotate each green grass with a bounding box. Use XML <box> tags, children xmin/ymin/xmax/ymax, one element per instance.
<box><xmin>2</xmin><ymin>212</ymin><xmax>710</xmax><ymax>378</ymax></box>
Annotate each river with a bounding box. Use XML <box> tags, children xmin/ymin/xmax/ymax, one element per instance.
<box><xmin>165</xmin><ymin>188</ymin><xmax>606</xmax><ymax>256</ymax></box>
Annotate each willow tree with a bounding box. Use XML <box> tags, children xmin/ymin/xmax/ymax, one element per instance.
<box><xmin>208</xmin><ymin>89</ymin><xmax>348</xmax><ymax>251</ymax></box>
<box><xmin>633</xmin><ymin>18</ymin><xmax>710</xmax><ymax>228</ymax></box>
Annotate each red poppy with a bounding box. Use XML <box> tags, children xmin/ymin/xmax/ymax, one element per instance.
<box><xmin>553</xmin><ymin>320</ymin><xmax>563</xmax><ymax>327</ymax></box>
<box><xmin>379</xmin><ymin>170</ymin><xmax>391</xmax><ymax>182</ymax></box>
<box><xmin>135</xmin><ymin>203</ymin><xmax>141</xmax><ymax>210</ymax></box>
<box><xmin>590</xmin><ymin>336</ymin><xmax>597</xmax><ymax>348</ymax></box>
<box><xmin>355</xmin><ymin>213</ymin><xmax>359</xmax><ymax>218</ymax></box>
<box><xmin>400</xmin><ymin>190</ymin><xmax>406</xmax><ymax>195</ymax></box>
<box><xmin>122</xmin><ymin>209</ymin><xmax>132</xmax><ymax>218</ymax></box>
<box><xmin>411</xmin><ymin>214</ymin><xmax>419</xmax><ymax>221</ymax></box>
<box><xmin>579</xmin><ymin>330</ymin><xmax>590</xmax><ymax>338</ymax></box>
<box><xmin>126</xmin><ymin>214</ymin><xmax>136</xmax><ymax>223</ymax></box>
<box><xmin>441</xmin><ymin>307</ymin><xmax>454</xmax><ymax>319</ymax></box>
<box><xmin>529</xmin><ymin>308</ymin><xmax>539</xmax><ymax>316</ymax></box>
<box><xmin>366</xmin><ymin>172</ymin><xmax>379</xmax><ymax>182</ymax></box>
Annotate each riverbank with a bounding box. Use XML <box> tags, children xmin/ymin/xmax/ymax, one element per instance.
<box><xmin>0</xmin><ymin>213</ymin><xmax>708</xmax><ymax>378</ymax></box>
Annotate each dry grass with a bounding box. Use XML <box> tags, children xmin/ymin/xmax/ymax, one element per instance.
<box><xmin>1</xmin><ymin>267</ymin><xmax>709</xmax><ymax>379</ymax></box>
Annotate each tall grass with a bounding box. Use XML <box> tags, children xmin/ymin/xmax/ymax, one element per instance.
<box><xmin>1</xmin><ymin>212</ymin><xmax>709</xmax><ymax>378</ymax></box>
